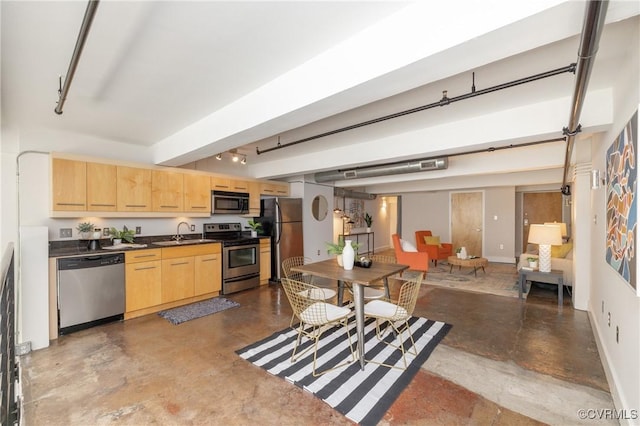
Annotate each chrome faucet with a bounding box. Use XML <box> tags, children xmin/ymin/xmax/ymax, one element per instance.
<box><xmin>174</xmin><ymin>221</ymin><xmax>190</xmax><ymax>242</ymax></box>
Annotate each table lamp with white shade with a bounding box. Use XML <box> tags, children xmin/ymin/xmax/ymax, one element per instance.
<box><xmin>528</xmin><ymin>224</ymin><xmax>563</xmax><ymax>273</ymax></box>
<box><xmin>544</xmin><ymin>222</ymin><xmax>568</xmax><ymax>241</ymax></box>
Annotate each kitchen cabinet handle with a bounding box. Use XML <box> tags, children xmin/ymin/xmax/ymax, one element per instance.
<box><xmin>126</xmin><ymin>204</ymin><xmax>147</xmax><ymax>208</ymax></box>
<box><xmin>201</xmin><ymin>257</ymin><xmax>217</xmax><ymax>262</ymax></box>
<box><xmin>56</xmin><ymin>203</ymin><xmax>85</xmax><ymax>206</ymax></box>
<box><xmin>134</xmin><ymin>266</ymin><xmax>157</xmax><ymax>271</ymax></box>
<box><xmin>160</xmin><ymin>205</ymin><xmax>179</xmax><ymax>208</ymax></box>
<box><xmin>190</xmin><ymin>206</ymin><xmax>207</xmax><ymax>209</ymax></box>
<box><xmin>133</xmin><ymin>254</ymin><xmax>157</xmax><ymax>259</ymax></box>
<box><xmin>214</xmin><ymin>185</ymin><xmax>229</xmax><ymax>189</ymax></box>
<box><xmin>90</xmin><ymin>203</ymin><xmax>116</xmax><ymax>207</ymax></box>
<box><xmin>170</xmin><ymin>262</ymin><xmax>189</xmax><ymax>266</ymax></box>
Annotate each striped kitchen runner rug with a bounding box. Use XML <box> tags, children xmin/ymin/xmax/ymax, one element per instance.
<box><xmin>236</xmin><ymin>316</ymin><xmax>451</xmax><ymax>425</ymax></box>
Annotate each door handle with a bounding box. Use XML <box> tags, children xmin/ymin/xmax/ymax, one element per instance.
<box><xmin>475</xmin><ymin>228</ymin><xmax>482</xmax><ymax>232</ymax></box>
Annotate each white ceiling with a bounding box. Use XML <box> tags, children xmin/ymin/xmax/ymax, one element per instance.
<box><xmin>2</xmin><ymin>1</ymin><xmax>639</xmax><ymax>192</ymax></box>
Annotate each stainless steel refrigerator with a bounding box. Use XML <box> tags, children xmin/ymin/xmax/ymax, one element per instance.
<box><xmin>256</xmin><ymin>198</ymin><xmax>303</xmax><ymax>281</ymax></box>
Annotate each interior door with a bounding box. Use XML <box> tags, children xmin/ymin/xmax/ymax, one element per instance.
<box><xmin>522</xmin><ymin>192</ymin><xmax>563</xmax><ymax>251</ymax></box>
<box><xmin>451</xmin><ymin>192</ymin><xmax>483</xmax><ymax>257</ymax></box>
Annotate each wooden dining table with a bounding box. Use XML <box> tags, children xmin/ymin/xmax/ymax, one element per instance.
<box><xmin>291</xmin><ymin>258</ymin><xmax>409</xmax><ymax>370</ymax></box>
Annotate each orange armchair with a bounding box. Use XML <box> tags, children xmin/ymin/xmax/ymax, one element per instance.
<box><xmin>415</xmin><ymin>230</ymin><xmax>453</xmax><ymax>266</ymax></box>
<box><xmin>392</xmin><ymin>234</ymin><xmax>429</xmax><ymax>277</ymax></box>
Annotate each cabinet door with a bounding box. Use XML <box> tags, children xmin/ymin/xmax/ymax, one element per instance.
<box><xmin>117</xmin><ymin>166</ymin><xmax>152</xmax><ymax>211</ymax></box>
<box><xmin>230</xmin><ymin>179</ymin><xmax>249</xmax><ymax>192</ymax></box>
<box><xmin>51</xmin><ymin>158</ymin><xmax>86</xmax><ymax>211</ymax></box>
<box><xmin>260</xmin><ymin>182</ymin><xmax>289</xmax><ymax>197</ymax></box>
<box><xmin>161</xmin><ymin>256</ymin><xmax>194</xmax><ymax>303</ymax></box>
<box><xmin>211</xmin><ymin>176</ymin><xmax>231</xmax><ymax>191</ymax></box>
<box><xmin>248</xmin><ymin>181</ymin><xmax>261</xmax><ymax>215</ymax></box>
<box><xmin>125</xmin><ymin>260</ymin><xmax>162</xmax><ymax>312</ymax></box>
<box><xmin>184</xmin><ymin>174</ymin><xmax>211</xmax><ymax>213</ymax></box>
<box><xmin>152</xmin><ymin>170</ymin><xmax>184</xmax><ymax>212</ymax></box>
<box><xmin>260</xmin><ymin>240</ymin><xmax>271</xmax><ymax>285</ymax></box>
<box><xmin>87</xmin><ymin>162</ymin><xmax>117</xmax><ymax>211</ymax></box>
<box><xmin>194</xmin><ymin>253</ymin><xmax>221</xmax><ymax>295</ymax></box>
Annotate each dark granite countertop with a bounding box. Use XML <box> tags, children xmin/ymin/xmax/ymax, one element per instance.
<box><xmin>49</xmin><ymin>233</ymin><xmax>272</xmax><ymax>258</ymax></box>
<box><xmin>49</xmin><ymin>234</ymin><xmax>217</xmax><ymax>258</ymax></box>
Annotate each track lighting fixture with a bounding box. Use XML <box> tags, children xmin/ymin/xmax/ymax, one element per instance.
<box><xmin>214</xmin><ymin>150</ymin><xmax>247</xmax><ymax>165</ymax></box>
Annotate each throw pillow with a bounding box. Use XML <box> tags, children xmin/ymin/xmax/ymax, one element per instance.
<box><xmin>551</xmin><ymin>242</ymin><xmax>573</xmax><ymax>258</ymax></box>
<box><xmin>423</xmin><ymin>235</ymin><xmax>442</xmax><ymax>248</ymax></box>
<box><xmin>401</xmin><ymin>239</ymin><xmax>418</xmax><ymax>252</ymax></box>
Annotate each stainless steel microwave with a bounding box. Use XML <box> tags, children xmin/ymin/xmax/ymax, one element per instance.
<box><xmin>212</xmin><ymin>190</ymin><xmax>249</xmax><ymax>214</ymax></box>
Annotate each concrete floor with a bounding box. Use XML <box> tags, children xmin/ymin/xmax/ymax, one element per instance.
<box><xmin>20</xmin><ymin>269</ymin><xmax>612</xmax><ymax>425</ymax></box>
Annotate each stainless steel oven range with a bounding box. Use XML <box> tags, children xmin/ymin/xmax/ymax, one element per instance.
<box><xmin>203</xmin><ymin>223</ymin><xmax>260</xmax><ymax>295</ymax></box>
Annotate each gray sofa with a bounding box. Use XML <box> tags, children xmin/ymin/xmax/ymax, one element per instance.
<box><xmin>518</xmin><ymin>243</ymin><xmax>574</xmax><ymax>287</ymax></box>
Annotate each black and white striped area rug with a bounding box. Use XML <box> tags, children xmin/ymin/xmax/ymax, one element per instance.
<box><xmin>236</xmin><ymin>316</ymin><xmax>451</xmax><ymax>425</ymax></box>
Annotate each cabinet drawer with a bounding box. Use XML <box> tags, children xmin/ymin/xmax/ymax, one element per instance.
<box><xmin>125</xmin><ymin>249</ymin><xmax>162</xmax><ymax>263</ymax></box>
<box><xmin>161</xmin><ymin>243</ymin><xmax>221</xmax><ymax>259</ymax></box>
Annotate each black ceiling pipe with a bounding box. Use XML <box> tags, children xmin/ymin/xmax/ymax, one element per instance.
<box><xmin>54</xmin><ymin>0</ymin><xmax>100</xmax><ymax>115</ymax></box>
<box><xmin>257</xmin><ymin>63</ymin><xmax>576</xmax><ymax>156</ymax></box>
<box><xmin>560</xmin><ymin>0</ymin><xmax>609</xmax><ymax>196</ymax></box>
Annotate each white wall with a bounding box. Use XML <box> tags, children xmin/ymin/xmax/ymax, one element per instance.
<box><xmin>399</xmin><ymin>191</ymin><xmax>450</xmax><ymax>242</ymax></box>
<box><xmin>399</xmin><ymin>187</ymin><xmax>517</xmax><ymax>263</ymax></box>
<box><xmin>586</xmin><ymin>20</ymin><xmax>639</xmax><ymax>417</ymax></box>
<box><xmin>589</xmin><ymin>107</ymin><xmax>639</xmax><ymax>417</ymax></box>
<box><xmin>298</xmin><ymin>182</ymin><xmax>334</xmax><ymax>263</ymax></box>
<box><xmin>484</xmin><ymin>187</ymin><xmax>516</xmax><ymax>263</ymax></box>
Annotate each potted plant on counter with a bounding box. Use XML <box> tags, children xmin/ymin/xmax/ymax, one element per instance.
<box><xmin>246</xmin><ymin>220</ymin><xmax>262</xmax><ymax>238</ymax></box>
<box><xmin>77</xmin><ymin>222</ymin><xmax>102</xmax><ymax>240</ymax></box>
<box><xmin>77</xmin><ymin>222</ymin><xmax>95</xmax><ymax>240</ymax></box>
<box><xmin>109</xmin><ymin>226</ymin><xmax>135</xmax><ymax>245</ymax></box>
<box><xmin>364</xmin><ymin>213</ymin><xmax>373</xmax><ymax>233</ymax></box>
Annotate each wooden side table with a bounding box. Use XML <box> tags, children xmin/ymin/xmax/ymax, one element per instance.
<box><xmin>518</xmin><ymin>269</ymin><xmax>564</xmax><ymax>306</ymax></box>
<box><xmin>447</xmin><ymin>256</ymin><xmax>488</xmax><ymax>277</ymax></box>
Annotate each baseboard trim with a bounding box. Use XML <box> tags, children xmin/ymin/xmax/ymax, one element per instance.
<box><xmin>587</xmin><ymin>308</ymin><xmax>632</xmax><ymax>424</ymax></box>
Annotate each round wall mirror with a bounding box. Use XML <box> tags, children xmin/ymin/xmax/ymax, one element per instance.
<box><xmin>311</xmin><ymin>195</ymin><xmax>328</xmax><ymax>221</ymax></box>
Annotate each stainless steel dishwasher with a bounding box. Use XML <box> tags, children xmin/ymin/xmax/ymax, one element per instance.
<box><xmin>57</xmin><ymin>253</ymin><xmax>125</xmax><ymax>335</ymax></box>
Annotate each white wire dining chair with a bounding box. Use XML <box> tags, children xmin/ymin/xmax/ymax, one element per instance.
<box><xmin>281</xmin><ymin>256</ymin><xmax>337</xmax><ymax>326</ymax></box>
<box><xmin>363</xmin><ymin>274</ymin><xmax>423</xmax><ymax>370</ymax></box>
<box><xmin>281</xmin><ymin>277</ymin><xmax>356</xmax><ymax>376</ymax></box>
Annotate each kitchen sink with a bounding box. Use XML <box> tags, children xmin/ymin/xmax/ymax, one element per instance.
<box><xmin>152</xmin><ymin>239</ymin><xmax>217</xmax><ymax>246</ymax></box>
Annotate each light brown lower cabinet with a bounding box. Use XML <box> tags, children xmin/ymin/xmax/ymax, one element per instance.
<box><xmin>161</xmin><ymin>256</ymin><xmax>195</xmax><ymax>303</ymax></box>
<box><xmin>260</xmin><ymin>239</ymin><xmax>271</xmax><ymax>285</ymax></box>
<box><xmin>195</xmin><ymin>253</ymin><xmax>221</xmax><ymax>295</ymax></box>
<box><xmin>125</xmin><ymin>259</ymin><xmax>162</xmax><ymax>312</ymax></box>
<box><xmin>124</xmin><ymin>243</ymin><xmax>222</xmax><ymax>319</ymax></box>
<box><xmin>125</xmin><ymin>249</ymin><xmax>162</xmax><ymax>313</ymax></box>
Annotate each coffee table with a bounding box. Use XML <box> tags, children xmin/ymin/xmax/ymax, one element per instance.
<box><xmin>447</xmin><ymin>256</ymin><xmax>488</xmax><ymax>277</ymax></box>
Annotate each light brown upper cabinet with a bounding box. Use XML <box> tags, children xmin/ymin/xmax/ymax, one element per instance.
<box><xmin>87</xmin><ymin>162</ymin><xmax>117</xmax><ymax>211</ymax></box>
<box><xmin>152</xmin><ymin>170</ymin><xmax>184</xmax><ymax>212</ymax></box>
<box><xmin>117</xmin><ymin>166</ymin><xmax>152</xmax><ymax>212</ymax></box>
<box><xmin>184</xmin><ymin>173</ymin><xmax>211</xmax><ymax>213</ymax></box>
<box><xmin>248</xmin><ymin>181</ymin><xmax>261</xmax><ymax>215</ymax></box>
<box><xmin>261</xmin><ymin>182</ymin><xmax>290</xmax><ymax>197</ymax></box>
<box><xmin>211</xmin><ymin>176</ymin><xmax>250</xmax><ymax>193</ymax></box>
<box><xmin>51</xmin><ymin>158</ymin><xmax>86</xmax><ymax>211</ymax></box>
<box><xmin>211</xmin><ymin>176</ymin><xmax>232</xmax><ymax>191</ymax></box>
<box><xmin>230</xmin><ymin>179</ymin><xmax>249</xmax><ymax>192</ymax></box>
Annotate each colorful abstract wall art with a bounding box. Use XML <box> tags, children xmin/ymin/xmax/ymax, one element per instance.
<box><xmin>606</xmin><ymin>110</ymin><xmax>637</xmax><ymax>290</ymax></box>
